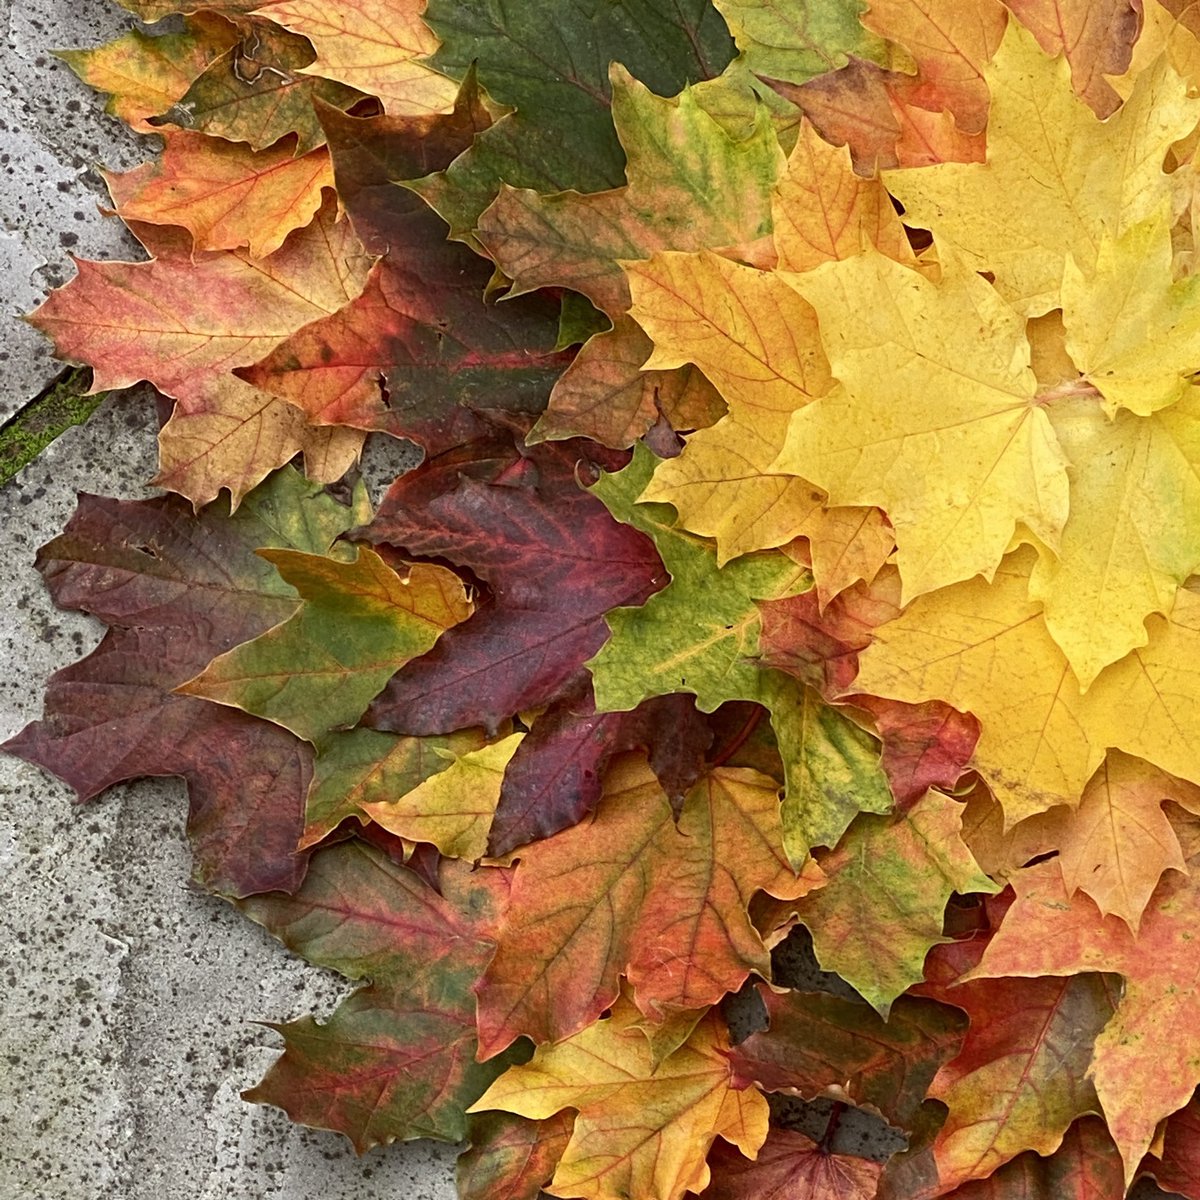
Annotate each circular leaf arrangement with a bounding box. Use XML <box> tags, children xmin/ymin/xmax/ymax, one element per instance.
<box><xmin>13</xmin><ymin>1</ymin><xmax>1200</xmax><ymax>1197</ymax></box>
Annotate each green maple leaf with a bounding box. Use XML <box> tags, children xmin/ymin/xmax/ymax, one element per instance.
<box><xmin>588</xmin><ymin>446</ymin><xmax>893</xmax><ymax>861</ymax></box>
<box><xmin>414</xmin><ymin>0</ymin><xmax>737</xmax><ymax>239</ymax></box>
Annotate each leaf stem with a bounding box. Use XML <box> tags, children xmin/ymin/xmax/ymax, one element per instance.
<box><xmin>710</xmin><ymin>707</ymin><xmax>765</xmax><ymax>767</ymax></box>
<box><xmin>820</xmin><ymin>1100</ymin><xmax>847</xmax><ymax>1153</ymax></box>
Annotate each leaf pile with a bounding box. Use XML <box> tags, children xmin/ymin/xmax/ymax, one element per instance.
<box><xmin>13</xmin><ymin>0</ymin><xmax>1200</xmax><ymax>1196</ymax></box>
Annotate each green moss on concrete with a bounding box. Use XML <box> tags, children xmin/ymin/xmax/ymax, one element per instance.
<box><xmin>0</xmin><ymin>368</ymin><xmax>107</xmax><ymax>486</ymax></box>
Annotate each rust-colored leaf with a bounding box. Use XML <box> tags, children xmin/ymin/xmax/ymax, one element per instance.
<box><xmin>916</xmin><ymin>914</ymin><xmax>1118</xmax><ymax>1191</ymax></box>
<box><xmin>27</xmin><ymin>197</ymin><xmax>370</xmax><ymax>506</ymax></box>
<box><xmin>705</xmin><ymin>1127</ymin><xmax>883</xmax><ymax>1199</ymax></box>
<box><xmin>105</xmin><ymin>132</ymin><xmax>335</xmax><ymax>258</ymax></box>
<box><xmin>476</xmin><ymin>755</ymin><xmax>818</xmax><ymax>1055</ymax></box>
<box><xmin>971</xmin><ymin>818</ymin><xmax>1200</xmax><ymax>1182</ymax></box>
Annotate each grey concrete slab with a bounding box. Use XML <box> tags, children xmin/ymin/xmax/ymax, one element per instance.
<box><xmin>1</xmin><ymin>0</ymin><xmax>146</xmax><ymax>417</ymax></box>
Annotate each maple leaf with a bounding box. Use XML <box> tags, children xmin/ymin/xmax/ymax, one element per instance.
<box><xmin>586</xmin><ymin>446</ymin><xmax>894</xmax><ymax>860</ymax></box>
<box><xmin>860</xmin><ymin>0</ymin><xmax>1008</xmax><ymax>134</ymax></box>
<box><xmin>757</xmin><ymin>571</ymin><xmax>903</xmax><ymax>696</ymax></box>
<box><xmin>475</xmin><ymin>754</ymin><xmax>818</xmax><ymax>1055</ymax></box>
<box><xmin>360</xmin><ymin>731</ymin><xmax>523</xmax><ymax>860</ymax></box>
<box><xmin>756</xmin><ymin>580</ymin><xmax>980</xmax><ymax>807</ymax></box>
<box><xmin>789</xmin><ymin>790</ymin><xmax>998</xmax><ymax>1014</ymax></box>
<box><xmin>105</xmin><ymin>132</ymin><xmax>334</xmax><ymax>259</ymax></box>
<box><xmin>1003</xmin><ymin>0</ymin><xmax>1142</xmax><ymax>116</ymax></box>
<box><xmin>883</xmin><ymin>1115</ymin><xmax>1126</xmax><ymax>1200</ymax></box>
<box><xmin>853</xmin><ymin>545</ymin><xmax>1200</xmax><ymax>823</ymax></box>
<box><xmin>970</xmin><ymin>814</ymin><xmax>1200</xmax><ymax>1181</ymax></box>
<box><xmin>38</xmin><ymin>1</ymin><xmax>1200</xmax><ymax>1189</ymax></box>
<box><xmin>772</xmin><ymin>118</ymin><xmax>917</xmax><ymax>275</ymax></box>
<box><xmin>884</xmin><ymin>19</ymin><xmax>1200</xmax><ymax>314</ymax></box>
<box><xmin>359</xmin><ymin>437</ymin><xmax>664</xmax><ymax>737</ymax></box>
<box><xmin>470</xmin><ymin>996</ymin><xmax>769</xmax><ymax>1200</ymax></box>
<box><xmin>704</xmin><ymin>1127</ymin><xmax>883</xmax><ymax>1199</ymax></box>
<box><xmin>775</xmin><ymin>248</ymin><xmax>1069</xmax><ymax>603</ymax></box>
<box><xmin>749</xmin><ymin>0</ymin><xmax>1006</xmax><ymax>174</ymax></box>
<box><xmin>301</xmin><ymin>725</ymin><xmax>488</xmax><ymax>849</ymax></box>
<box><xmin>181</xmin><ymin>545</ymin><xmax>470</xmax><ymax>740</ymax></box>
<box><xmin>26</xmin><ymin>197</ymin><xmax>370</xmax><ymax>507</ymax></box>
<box><xmin>153</xmin><ymin>17</ymin><xmax>365</xmax><ymax>154</ymax></box>
<box><xmin>528</xmin><ymin>314</ymin><xmax>725</xmax><ymax>450</ymax></box>
<box><xmin>477</xmin><ymin>67</ymin><xmax>783</xmax><ymax>320</ymax></box>
<box><xmin>625</xmin><ymin>123</ymin><xmax>917</xmax><ymax>568</ymax></box>
<box><xmin>413</xmin><ymin>0</ymin><xmax>736</xmax><ymax>237</ymax></box>
<box><xmin>777</xmin><ymin>677</ymin><xmax>901</xmax><ymax>864</ymax></box>
<box><xmin>777</xmin><ymin>56</ymin><xmax>986</xmax><ymax>175</ymax></box>
<box><xmin>489</xmin><ymin>680</ymin><xmax>711</xmax><ymax>857</ymax></box>
<box><xmin>711</xmin><ymin>0</ymin><xmax>890</xmax><ymax>85</ymax></box>
<box><xmin>849</xmin><ymin>694</ymin><xmax>981</xmax><ymax>811</ymax></box>
<box><xmin>587</xmin><ymin>444</ymin><xmax>810</xmax><ymax>711</ymax></box>
<box><xmin>252</xmin><ymin>0</ymin><xmax>460</xmax><ymax>115</ymax></box>
<box><xmin>240</xmin><ymin>91</ymin><xmax>570</xmax><ymax>443</ymax></box>
<box><xmin>956</xmin><ymin>782</ymin><xmax>1062</xmax><ymax>886</ymax></box>
<box><xmin>626</xmin><ymin>250</ymin><xmax>837</xmax><ymax>564</ymax></box>
<box><xmin>797</xmin><ymin>508</ymin><xmax>896</xmax><ymax>609</ymax></box>
<box><xmin>1061</xmin><ymin>210</ymin><xmax>1200</xmax><ymax>419</ymax></box>
<box><xmin>1142</xmin><ymin>1096</ymin><xmax>1200</xmax><ymax>1199</ymax></box>
<box><xmin>1028</xmin><ymin>388</ymin><xmax>1200</xmax><ymax>688</ymax></box>
<box><xmin>728</xmin><ymin>985</ymin><xmax>967</xmax><ymax>1131</ymax></box>
<box><xmin>3</xmin><ymin>467</ymin><xmax>365</xmax><ymax>896</ymax></box>
<box><xmin>58</xmin><ymin>13</ymin><xmax>238</xmax><ymax>133</ymax></box>
<box><xmin>1018</xmin><ymin>750</ymin><xmax>1200</xmax><ymax>932</ymax></box>
<box><xmin>905</xmin><ymin>910</ymin><xmax>1119</xmax><ymax>1192</ymax></box>
<box><xmin>240</xmin><ymin>839</ymin><xmax>513</xmax><ymax>1148</ymax></box>
<box><xmin>457</xmin><ymin>1110</ymin><xmax>575</xmax><ymax>1200</ymax></box>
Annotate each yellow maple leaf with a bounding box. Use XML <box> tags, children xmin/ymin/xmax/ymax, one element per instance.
<box><xmin>884</xmin><ymin>20</ymin><xmax>1200</xmax><ymax>315</ymax></box>
<box><xmin>253</xmin><ymin>0</ymin><xmax>459</xmax><ymax>115</ymax></box>
<box><xmin>775</xmin><ymin>248</ymin><xmax>1069</xmax><ymax>601</ymax></box>
<box><xmin>1030</xmin><ymin>388</ymin><xmax>1200</xmax><ymax>687</ymax></box>
<box><xmin>361</xmin><ymin>732</ymin><xmax>524</xmax><ymax>860</ymax></box>
<box><xmin>854</xmin><ymin>546</ymin><xmax>1200</xmax><ymax>823</ymax></box>
<box><xmin>627</xmin><ymin>250</ymin><xmax>833</xmax><ymax>562</ymax></box>
<box><xmin>772</xmin><ymin>119</ymin><xmax>917</xmax><ymax>275</ymax></box>
<box><xmin>470</xmin><ymin>997</ymin><xmax>768</xmax><ymax>1200</ymax></box>
<box><xmin>626</xmin><ymin>248</ymin><xmax>900</xmax><ymax>596</ymax></box>
<box><xmin>1062</xmin><ymin>208</ymin><xmax>1200</xmax><ymax>417</ymax></box>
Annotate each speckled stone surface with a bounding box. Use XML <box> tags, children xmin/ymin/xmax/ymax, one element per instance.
<box><xmin>1</xmin><ymin>1</ymin><xmax>148</xmax><ymax>418</ymax></box>
<box><xmin>0</xmin><ymin>3</ymin><xmax>1189</xmax><ymax>1199</ymax></box>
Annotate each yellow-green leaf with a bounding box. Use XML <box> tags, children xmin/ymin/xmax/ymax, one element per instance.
<box><xmin>181</xmin><ymin>546</ymin><xmax>471</xmax><ymax>741</ymax></box>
